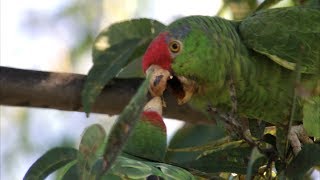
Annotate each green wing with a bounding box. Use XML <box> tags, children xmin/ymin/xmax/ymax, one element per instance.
<box><xmin>239</xmin><ymin>7</ymin><xmax>320</xmax><ymax>74</ymax></box>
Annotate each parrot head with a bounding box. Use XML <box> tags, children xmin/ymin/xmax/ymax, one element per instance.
<box><xmin>124</xmin><ymin>97</ymin><xmax>167</xmax><ymax>161</ymax></box>
<box><xmin>142</xmin><ymin>30</ymin><xmax>194</xmax><ymax>105</ymax></box>
<box><xmin>142</xmin><ymin>16</ymin><xmax>232</xmax><ymax>104</ymax></box>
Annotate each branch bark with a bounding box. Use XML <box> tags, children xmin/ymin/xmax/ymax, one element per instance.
<box><xmin>0</xmin><ymin>66</ymin><xmax>211</xmax><ymax>124</ymax></box>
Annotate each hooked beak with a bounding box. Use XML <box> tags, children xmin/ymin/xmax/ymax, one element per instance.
<box><xmin>143</xmin><ymin>96</ymin><xmax>163</xmax><ymax>115</ymax></box>
<box><xmin>145</xmin><ymin>65</ymin><xmax>197</xmax><ymax>105</ymax></box>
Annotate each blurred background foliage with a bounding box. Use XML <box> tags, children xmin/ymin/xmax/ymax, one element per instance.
<box><xmin>1</xmin><ymin>0</ymin><xmax>319</xmax><ymax>179</ymax></box>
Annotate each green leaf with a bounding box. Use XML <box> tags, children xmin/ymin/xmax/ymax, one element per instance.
<box><xmin>82</xmin><ymin>19</ymin><xmax>166</xmax><ymax>115</ymax></box>
<box><xmin>108</xmin><ymin>156</ymin><xmax>160</xmax><ymax>179</ymax></box>
<box><xmin>246</xmin><ymin>147</ymin><xmax>264</xmax><ymax>180</ymax></box>
<box><xmin>165</xmin><ymin>124</ymin><xmax>266</xmax><ymax>175</ymax></box>
<box><xmin>92</xmin><ymin>19</ymin><xmax>164</xmax><ymax>70</ymax></box>
<box><xmin>286</xmin><ymin>144</ymin><xmax>320</xmax><ymax>179</ymax></box>
<box><xmin>104</xmin><ymin>156</ymin><xmax>195</xmax><ymax>180</ymax></box>
<box><xmin>117</xmin><ymin>57</ymin><xmax>145</xmax><ymax>78</ymax></box>
<box><xmin>58</xmin><ymin>161</ymin><xmax>80</xmax><ymax>180</ymax></box>
<box><xmin>190</xmin><ymin>141</ymin><xmax>252</xmax><ymax>174</ymax></box>
<box><xmin>94</xmin><ymin>18</ymin><xmax>165</xmax><ymax>50</ymax></box>
<box><xmin>24</xmin><ymin>147</ymin><xmax>78</xmax><ymax>180</ymax></box>
<box><xmin>303</xmin><ymin>96</ymin><xmax>320</xmax><ymax>137</ymax></box>
<box><xmin>108</xmin><ymin>20</ymin><xmax>163</xmax><ymax>78</ymax></box>
<box><xmin>166</xmin><ymin>124</ymin><xmax>225</xmax><ymax>164</ymax></box>
<box><xmin>101</xmin><ymin>174</ymin><xmax>122</xmax><ymax>180</ymax></box>
<box><xmin>151</xmin><ymin>162</ymin><xmax>196</xmax><ymax>180</ymax></box>
<box><xmin>82</xmin><ymin>39</ymin><xmax>144</xmax><ymax>115</ymax></box>
<box><xmin>169</xmin><ymin>139</ymin><xmax>266</xmax><ymax>175</ymax></box>
<box><xmin>93</xmin><ymin>158</ymin><xmax>122</xmax><ymax>179</ymax></box>
<box><xmin>100</xmin><ymin>78</ymin><xmax>149</xmax><ymax>174</ymax></box>
<box><xmin>78</xmin><ymin>124</ymin><xmax>106</xmax><ymax>179</ymax></box>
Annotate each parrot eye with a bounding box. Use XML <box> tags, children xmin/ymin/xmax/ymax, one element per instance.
<box><xmin>169</xmin><ymin>40</ymin><xmax>181</xmax><ymax>53</ymax></box>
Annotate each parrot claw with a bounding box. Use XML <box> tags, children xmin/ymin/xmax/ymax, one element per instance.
<box><xmin>288</xmin><ymin>125</ymin><xmax>313</xmax><ymax>155</ymax></box>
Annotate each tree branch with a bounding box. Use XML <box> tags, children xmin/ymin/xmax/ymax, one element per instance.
<box><xmin>0</xmin><ymin>66</ymin><xmax>211</xmax><ymax>124</ymax></box>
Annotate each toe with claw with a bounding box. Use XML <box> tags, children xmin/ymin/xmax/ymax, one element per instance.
<box><xmin>288</xmin><ymin>124</ymin><xmax>313</xmax><ymax>155</ymax></box>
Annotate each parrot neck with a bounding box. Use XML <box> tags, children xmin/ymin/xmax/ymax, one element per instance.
<box><xmin>123</xmin><ymin>111</ymin><xmax>167</xmax><ymax>161</ymax></box>
<box><xmin>185</xmin><ymin>18</ymin><xmax>254</xmax><ymax>109</ymax></box>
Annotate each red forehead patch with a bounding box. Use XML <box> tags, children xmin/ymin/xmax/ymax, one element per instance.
<box><xmin>142</xmin><ymin>32</ymin><xmax>172</xmax><ymax>72</ymax></box>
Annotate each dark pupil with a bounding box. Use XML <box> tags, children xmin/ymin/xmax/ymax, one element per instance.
<box><xmin>172</xmin><ymin>43</ymin><xmax>178</xmax><ymax>50</ymax></box>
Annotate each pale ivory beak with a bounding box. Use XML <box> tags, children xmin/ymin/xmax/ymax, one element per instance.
<box><xmin>146</xmin><ymin>65</ymin><xmax>171</xmax><ymax>97</ymax></box>
<box><xmin>176</xmin><ymin>76</ymin><xmax>197</xmax><ymax>105</ymax></box>
<box><xmin>143</xmin><ymin>96</ymin><xmax>163</xmax><ymax>115</ymax></box>
<box><xmin>145</xmin><ymin>64</ymin><xmax>197</xmax><ymax>105</ymax></box>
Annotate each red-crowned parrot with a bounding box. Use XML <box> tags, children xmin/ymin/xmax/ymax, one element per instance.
<box><xmin>106</xmin><ymin>97</ymin><xmax>195</xmax><ymax>179</ymax></box>
<box><xmin>142</xmin><ymin>6</ymin><xmax>320</xmax><ymax>154</ymax></box>
<box><xmin>123</xmin><ymin>96</ymin><xmax>167</xmax><ymax>162</ymax></box>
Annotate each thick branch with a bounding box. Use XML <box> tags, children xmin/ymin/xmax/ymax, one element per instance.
<box><xmin>0</xmin><ymin>66</ymin><xmax>211</xmax><ymax>124</ymax></box>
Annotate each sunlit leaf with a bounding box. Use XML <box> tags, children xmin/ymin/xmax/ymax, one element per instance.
<box><xmin>24</xmin><ymin>147</ymin><xmax>78</xmax><ymax>180</ymax></box>
<box><xmin>108</xmin><ymin>156</ymin><xmax>160</xmax><ymax>179</ymax></box>
<box><xmin>93</xmin><ymin>19</ymin><xmax>165</xmax><ymax>65</ymax></box>
<box><xmin>286</xmin><ymin>144</ymin><xmax>320</xmax><ymax>179</ymax></box>
<box><xmin>152</xmin><ymin>162</ymin><xmax>196</xmax><ymax>180</ymax></box>
<box><xmin>254</xmin><ymin>0</ymin><xmax>282</xmax><ymax>12</ymax></box>
<box><xmin>303</xmin><ymin>96</ymin><xmax>320</xmax><ymax>137</ymax></box>
<box><xmin>104</xmin><ymin>156</ymin><xmax>195</xmax><ymax>179</ymax></box>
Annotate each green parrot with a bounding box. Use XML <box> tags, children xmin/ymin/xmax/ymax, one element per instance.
<box><xmin>123</xmin><ymin>96</ymin><xmax>167</xmax><ymax>162</ymax></box>
<box><xmin>142</xmin><ymin>6</ymin><xmax>320</xmax><ymax>154</ymax></box>
<box><xmin>106</xmin><ymin>97</ymin><xmax>166</xmax><ymax>177</ymax></box>
<box><xmin>105</xmin><ymin>97</ymin><xmax>195</xmax><ymax>179</ymax></box>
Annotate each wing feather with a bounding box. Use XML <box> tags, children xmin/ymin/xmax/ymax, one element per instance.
<box><xmin>239</xmin><ymin>7</ymin><xmax>320</xmax><ymax>74</ymax></box>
